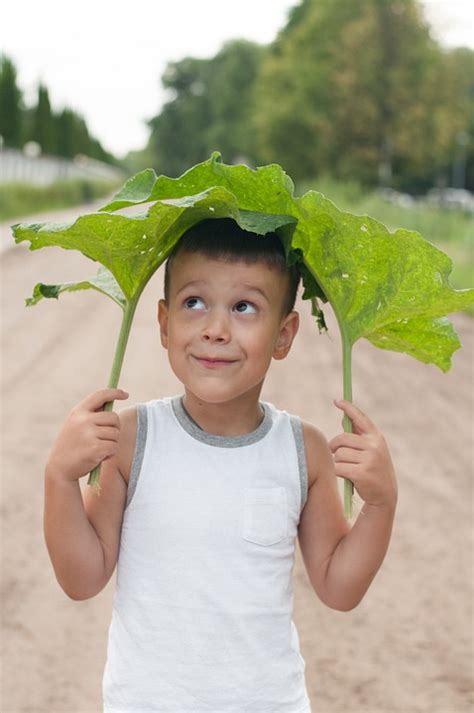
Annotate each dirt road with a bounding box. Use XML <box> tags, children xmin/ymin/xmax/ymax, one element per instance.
<box><xmin>1</xmin><ymin>213</ymin><xmax>473</xmax><ymax>712</ymax></box>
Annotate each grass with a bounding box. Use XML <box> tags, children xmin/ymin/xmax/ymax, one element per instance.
<box><xmin>0</xmin><ymin>178</ymin><xmax>123</xmax><ymax>222</ymax></box>
<box><xmin>297</xmin><ymin>176</ymin><xmax>474</xmax><ymax>315</ymax></box>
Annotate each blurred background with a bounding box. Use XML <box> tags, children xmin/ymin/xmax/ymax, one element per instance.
<box><xmin>1</xmin><ymin>0</ymin><xmax>473</xmax><ymax>295</ymax></box>
<box><xmin>1</xmin><ymin>2</ymin><xmax>473</xmax><ymax>712</ymax></box>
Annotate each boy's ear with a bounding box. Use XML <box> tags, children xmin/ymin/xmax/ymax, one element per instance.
<box><xmin>273</xmin><ymin>311</ymin><xmax>299</xmax><ymax>360</ymax></box>
<box><xmin>157</xmin><ymin>299</ymin><xmax>169</xmax><ymax>349</ymax></box>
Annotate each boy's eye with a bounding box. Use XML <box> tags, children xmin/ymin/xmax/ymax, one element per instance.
<box><xmin>184</xmin><ymin>297</ymin><xmax>205</xmax><ymax>310</ymax></box>
<box><xmin>234</xmin><ymin>301</ymin><xmax>257</xmax><ymax>314</ymax></box>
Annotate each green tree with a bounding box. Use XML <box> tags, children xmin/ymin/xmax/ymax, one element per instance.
<box><xmin>72</xmin><ymin>113</ymin><xmax>92</xmax><ymax>155</ymax></box>
<box><xmin>204</xmin><ymin>40</ymin><xmax>265</xmax><ymax>162</ymax></box>
<box><xmin>146</xmin><ymin>40</ymin><xmax>264</xmax><ymax>176</ymax></box>
<box><xmin>440</xmin><ymin>47</ymin><xmax>474</xmax><ymax>190</ymax></box>
<box><xmin>53</xmin><ymin>107</ymin><xmax>115</xmax><ymax>163</ymax></box>
<box><xmin>252</xmin><ymin>0</ymin><xmax>463</xmax><ymax>190</ymax></box>
<box><xmin>0</xmin><ymin>54</ymin><xmax>118</xmax><ymax>166</ymax></box>
<box><xmin>32</xmin><ymin>83</ymin><xmax>55</xmax><ymax>154</ymax></box>
<box><xmin>147</xmin><ymin>56</ymin><xmax>211</xmax><ymax>175</ymax></box>
<box><xmin>88</xmin><ymin>136</ymin><xmax>115</xmax><ymax>164</ymax></box>
<box><xmin>55</xmin><ymin>108</ymin><xmax>75</xmax><ymax>158</ymax></box>
<box><xmin>0</xmin><ymin>54</ymin><xmax>23</xmax><ymax>147</ymax></box>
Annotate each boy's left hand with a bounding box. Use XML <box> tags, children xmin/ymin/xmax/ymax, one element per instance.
<box><xmin>328</xmin><ymin>399</ymin><xmax>398</xmax><ymax>510</ymax></box>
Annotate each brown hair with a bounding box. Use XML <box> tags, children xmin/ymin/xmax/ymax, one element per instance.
<box><xmin>163</xmin><ymin>218</ymin><xmax>300</xmax><ymax>315</ymax></box>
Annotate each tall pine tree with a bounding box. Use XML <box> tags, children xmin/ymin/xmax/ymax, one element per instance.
<box><xmin>0</xmin><ymin>54</ymin><xmax>22</xmax><ymax>147</ymax></box>
<box><xmin>32</xmin><ymin>83</ymin><xmax>55</xmax><ymax>154</ymax></box>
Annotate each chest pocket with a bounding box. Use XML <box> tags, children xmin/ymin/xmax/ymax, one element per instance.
<box><xmin>242</xmin><ymin>486</ymin><xmax>288</xmax><ymax>546</ymax></box>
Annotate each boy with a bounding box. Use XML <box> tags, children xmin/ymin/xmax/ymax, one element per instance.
<box><xmin>44</xmin><ymin>218</ymin><xmax>397</xmax><ymax>712</ymax></box>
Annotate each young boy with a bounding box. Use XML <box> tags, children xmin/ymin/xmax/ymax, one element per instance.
<box><xmin>44</xmin><ymin>218</ymin><xmax>398</xmax><ymax>713</ymax></box>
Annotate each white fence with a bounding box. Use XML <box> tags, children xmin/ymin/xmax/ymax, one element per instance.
<box><xmin>0</xmin><ymin>147</ymin><xmax>124</xmax><ymax>186</ymax></box>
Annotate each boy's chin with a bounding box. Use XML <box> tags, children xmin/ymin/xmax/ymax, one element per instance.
<box><xmin>182</xmin><ymin>382</ymin><xmax>264</xmax><ymax>407</ymax></box>
<box><xmin>182</xmin><ymin>386</ymin><xmax>236</xmax><ymax>405</ymax></box>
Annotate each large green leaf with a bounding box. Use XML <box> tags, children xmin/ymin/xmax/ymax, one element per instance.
<box><xmin>293</xmin><ymin>190</ymin><xmax>474</xmax><ymax>370</ymax></box>
<box><xmin>13</xmin><ymin>186</ymin><xmax>296</xmax><ymax>303</ymax></box>
<box><xmin>367</xmin><ymin>315</ymin><xmax>462</xmax><ymax>372</ymax></box>
<box><xmin>12</xmin><ymin>153</ymin><xmax>474</xmax><ymax>374</ymax></box>
<box><xmin>98</xmin><ymin>153</ymin><xmax>474</xmax><ymax>371</ymax></box>
<box><xmin>99</xmin><ymin>151</ymin><xmax>296</xmax><ymax>216</ymax></box>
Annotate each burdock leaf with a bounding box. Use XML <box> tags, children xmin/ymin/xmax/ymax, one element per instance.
<box><xmin>25</xmin><ymin>265</ymin><xmax>126</xmax><ymax>309</ymax></box>
<box><xmin>99</xmin><ymin>151</ymin><xmax>296</xmax><ymax>215</ymax></box>
<box><xmin>14</xmin><ymin>159</ymin><xmax>473</xmax><ymax>372</ymax></box>
<box><xmin>12</xmin><ymin>187</ymin><xmax>296</xmax><ymax>303</ymax></box>
<box><xmin>294</xmin><ymin>190</ymin><xmax>474</xmax><ymax>370</ymax></box>
<box><xmin>366</xmin><ymin>315</ymin><xmax>462</xmax><ymax>373</ymax></box>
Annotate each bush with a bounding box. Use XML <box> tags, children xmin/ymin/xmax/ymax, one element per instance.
<box><xmin>0</xmin><ymin>178</ymin><xmax>122</xmax><ymax>222</ymax></box>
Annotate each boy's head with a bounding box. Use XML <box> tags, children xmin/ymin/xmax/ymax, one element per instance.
<box><xmin>158</xmin><ymin>218</ymin><xmax>301</xmax><ymax>406</ymax></box>
<box><xmin>163</xmin><ymin>218</ymin><xmax>300</xmax><ymax>318</ymax></box>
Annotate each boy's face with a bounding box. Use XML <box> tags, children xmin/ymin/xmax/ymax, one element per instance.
<box><xmin>158</xmin><ymin>252</ymin><xmax>299</xmax><ymax>407</ymax></box>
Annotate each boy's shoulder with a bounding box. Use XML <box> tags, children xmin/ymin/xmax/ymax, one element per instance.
<box><xmin>299</xmin><ymin>418</ymin><xmax>331</xmax><ymax>489</ymax></box>
<box><xmin>116</xmin><ymin>404</ymin><xmax>138</xmax><ymax>484</ymax></box>
<box><xmin>115</xmin><ymin>397</ymin><xmax>174</xmax><ymax>482</ymax></box>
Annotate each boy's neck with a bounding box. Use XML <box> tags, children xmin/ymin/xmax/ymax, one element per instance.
<box><xmin>181</xmin><ymin>388</ymin><xmax>265</xmax><ymax>437</ymax></box>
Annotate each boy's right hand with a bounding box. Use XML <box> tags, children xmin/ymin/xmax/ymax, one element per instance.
<box><xmin>45</xmin><ymin>388</ymin><xmax>129</xmax><ymax>482</ymax></box>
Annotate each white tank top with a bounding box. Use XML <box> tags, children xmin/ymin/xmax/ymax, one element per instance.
<box><xmin>102</xmin><ymin>395</ymin><xmax>312</xmax><ymax>713</ymax></box>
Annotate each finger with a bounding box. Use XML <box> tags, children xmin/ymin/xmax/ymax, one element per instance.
<box><xmin>79</xmin><ymin>389</ymin><xmax>129</xmax><ymax>412</ymax></box>
<box><xmin>94</xmin><ymin>411</ymin><xmax>121</xmax><ymax>428</ymax></box>
<box><xmin>333</xmin><ymin>462</ymin><xmax>360</xmax><ymax>479</ymax></box>
<box><xmin>95</xmin><ymin>426</ymin><xmax>120</xmax><ymax>442</ymax></box>
<box><xmin>329</xmin><ymin>432</ymin><xmax>366</xmax><ymax>452</ymax></box>
<box><xmin>332</xmin><ymin>446</ymin><xmax>364</xmax><ymax>464</ymax></box>
<box><xmin>333</xmin><ymin>399</ymin><xmax>377</xmax><ymax>434</ymax></box>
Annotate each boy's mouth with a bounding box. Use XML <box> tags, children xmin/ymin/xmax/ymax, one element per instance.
<box><xmin>193</xmin><ymin>355</ymin><xmax>238</xmax><ymax>368</ymax></box>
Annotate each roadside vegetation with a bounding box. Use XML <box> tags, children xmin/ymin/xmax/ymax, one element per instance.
<box><xmin>0</xmin><ymin>178</ymin><xmax>122</xmax><ymax>222</ymax></box>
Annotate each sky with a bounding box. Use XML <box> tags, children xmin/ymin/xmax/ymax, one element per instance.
<box><xmin>1</xmin><ymin>0</ymin><xmax>473</xmax><ymax>159</ymax></box>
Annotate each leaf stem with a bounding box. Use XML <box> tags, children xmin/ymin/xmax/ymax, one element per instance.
<box><xmin>301</xmin><ymin>258</ymin><xmax>354</xmax><ymax>517</ymax></box>
<box><xmin>342</xmin><ymin>333</ymin><xmax>354</xmax><ymax>519</ymax></box>
<box><xmin>87</xmin><ymin>296</ymin><xmax>140</xmax><ymax>494</ymax></box>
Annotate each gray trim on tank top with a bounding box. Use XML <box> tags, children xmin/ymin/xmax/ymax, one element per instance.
<box><xmin>125</xmin><ymin>404</ymin><xmax>148</xmax><ymax>510</ymax></box>
<box><xmin>289</xmin><ymin>415</ymin><xmax>308</xmax><ymax>511</ymax></box>
<box><xmin>171</xmin><ymin>395</ymin><xmax>272</xmax><ymax>448</ymax></box>
<box><xmin>125</xmin><ymin>398</ymin><xmax>308</xmax><ymax>512</ymax></box>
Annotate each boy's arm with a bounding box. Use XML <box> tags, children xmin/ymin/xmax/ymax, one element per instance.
<box><xmin>43</xmin><ymin>388</ymin><xmax>130</xmax><ymax>600</ymax></box>
<box><xmin>298</xmin><ymin>400</ymin><xmax>397</xmax><ymax>611</ymax></box>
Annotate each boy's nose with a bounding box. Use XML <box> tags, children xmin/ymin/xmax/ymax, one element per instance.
<box><xmin>201</xmin><ymin>311</ymin><xmax>231</xmax><ymax>342</ymax></box>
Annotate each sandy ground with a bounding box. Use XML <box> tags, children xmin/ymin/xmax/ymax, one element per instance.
<box><xmin>1</xmin><ymin>205</ymin><xmax>473</xmax><ymax>713</ymax></box>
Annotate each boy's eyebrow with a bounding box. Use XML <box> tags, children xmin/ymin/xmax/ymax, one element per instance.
<box><xmin>241</xmin><ymin>284</ymin><xmax>270</xmax><ymax>302</ymax></box>
<box><xmin>175</xmin><ymin>280</ymin><xmax>269</xmax><ymax>302</ymax></box>
<box><xmin>175</xmin><ymin>280</ymin><xmax>205</xmax><ymax>296</ymax></box>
